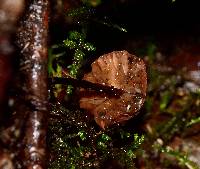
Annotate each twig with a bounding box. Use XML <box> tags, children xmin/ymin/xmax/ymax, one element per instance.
<box><xmin>16</xmin><ymin>0</ymin><xmax>49</xmax><ymax>168</ymax></box>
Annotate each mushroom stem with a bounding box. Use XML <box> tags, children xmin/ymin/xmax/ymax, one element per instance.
<box><xmin>50</xmin><ymin>77</ymin><xmax>124</xmax><ymax>96</ymax></box>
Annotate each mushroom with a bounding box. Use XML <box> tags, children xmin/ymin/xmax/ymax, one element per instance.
<box><xmin>79</xmin><ymin>50</ymin><xmax>147</xmax><ymax>129</ymax></box>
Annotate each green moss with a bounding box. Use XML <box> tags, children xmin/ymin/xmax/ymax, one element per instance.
<box><xmin>187</xmin><ymin>117</ymin><xmax>200</xmax><ymax>127</ymax></box>
<box><xmin>159</xmin><ymin>90</ymin><xmax>173</xmax><ymax>111</ymax></box>
<box><xmin>154</xmin><ymin>144</ymin><xmax>199</xmax><ymax>169</ymax></box>
<box><xmin>47</xmin><ymin>2</ymin><xmax>200</xmax><ymax>169</ymax></box>
<box><xmin>48</xmin><ymin>104</ymin><xmax>145</xmax><ymax>168</ymax></box>
<box><xmin>63</xmin><ymin>31</ymin><xmax>96</xmax><ymax>78</ymax></box>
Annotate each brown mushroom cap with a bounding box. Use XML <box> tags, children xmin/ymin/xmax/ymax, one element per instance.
<box><xmin>79</xmin><ymin>50</ymin><xmax>147</xmax><ymax>129</ymax></box>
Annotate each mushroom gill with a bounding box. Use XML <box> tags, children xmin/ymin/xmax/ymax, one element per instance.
<box><xmin>79</xmin><ymin>50</ymin><xmax>147</xmax><ymax>129</ymax></box>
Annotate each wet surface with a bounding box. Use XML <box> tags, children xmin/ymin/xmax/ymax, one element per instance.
<box><xmin>80</xmin><ymin>51</ymin><xmax>147</xmax><ymax>129</ymax></box>
<box><xmin>0</xmin><ymin>0</ymin><xmax>200</xmax><ymax>168</ymax></box>
<box><xmin>16</xmin><ymin>0</ymin><xmax>49</xmax><ymax>168</ymax></box>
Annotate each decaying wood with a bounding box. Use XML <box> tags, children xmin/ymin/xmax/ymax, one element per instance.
<box><xmin>79</xmin><ymin>51</ymin><xmax>147</xmax><ymax>129</ymax></box>
<box><xmin>16</xmin><ymin>0</ymin><xmax>49</xmax><ymax>168</ymax></box>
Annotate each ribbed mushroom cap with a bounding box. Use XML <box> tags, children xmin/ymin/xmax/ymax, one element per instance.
<box><xmin>80</xmin><ymin>50</ymin><xmax>147</xmax><ymax>129</ymax></box>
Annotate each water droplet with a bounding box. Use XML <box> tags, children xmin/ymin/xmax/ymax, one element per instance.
<box><xmin>126</xmin><ymin>104</ymin><xmax>131</xmax><ymax>112</ymax></box>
